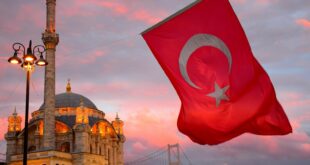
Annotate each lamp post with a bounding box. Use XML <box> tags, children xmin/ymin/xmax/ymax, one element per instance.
<box><xmin>8</xmin><ymin>40</ymin><xmax>48</xmax><ymax>165</ymax></box>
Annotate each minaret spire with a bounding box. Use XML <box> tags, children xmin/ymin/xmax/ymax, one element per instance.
<box><xmin>116</xmin><ymin>112</ymin><xmax>120</xmax><ymax>120</ymax></box>
<box><xmin>66</xmin><ymin>79</ymin><xmax>71</xmax><ymax>92</ymax></box>
<box><xmin>42</xmin><ymin>0</ymin><xmax>59</xmax><ymax>150</ymax></box>
<box><xmin>13</xmin><ymin>106</ymin><xmax>17</xmax><ymax>116</ymax></box>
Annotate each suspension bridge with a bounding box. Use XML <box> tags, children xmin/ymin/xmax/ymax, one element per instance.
<box><xmin>125</xmin><ymin>143</ymin><xmax>193</xmax><ymax>165</ymax></box>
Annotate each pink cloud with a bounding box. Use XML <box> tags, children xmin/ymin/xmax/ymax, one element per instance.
<box><xmin>286</xmin><ymin>98</ymin><xmax>310</xmax><ymax>109</ymax></box>
<box><xmin>70</xmin><ymin>0</ymin><xmax>129</xmax><ymax>16</ymax></box>
<box><xmin>60</xmin><ymin>6</ymin><xmax>95</xmax><ymax>17</ymax></box>
<box><xmin>96</xmin><ymin>1</ymin><xmax>128</xmax><ymax>14</ymax></box>
<box><xmin>50</xmin><ymin>0</ymin><xmax>168</xmax><ymax>27</ymax></box>
<box><xmin>116</xmin><ymin>89</ymin><xmax>180</xmax><ymax>112</ymax></box>
<box><xmin>17</xmin><ymin>4</ymin><xmax>44</xmax><ymax>28</ymax></box>
<box><xmin>58</xmin><ymin>0</ymin><xmax>96</xmax><ymax>17</ymax></box>
<box><xmin>130</xmin><ymin>10</ymin><xmax>163</xmax><ymax>25</ymax></box>
<box><xmin>291</xmin><ymin>119</ymin><xmax>301</xmax><ymax>130</ymax></box>
<box><xmin>253</xmin><ymin>0</ymin><xmax>279</xmax><ymax>5</ymax></box>
<box><xmin>232</xmin><ymin>0</ymin><xmax>279</xmax><ymax>6</ymax></box>
<box><xmin>123</xmin><ymin>108</ymin><xmax>180</xmax><ymax>147</ymax></box>
<box><xmin>0</xmin><ymin>4</ymin><xmax>43</xmax><ymax>34</ymax></box>
<box><xmin>301</xmin><ymin>143</ymin><xmax>310</xmax><ymax>153</ymax></box>
<box><xmin>86</xmin><ymin>0</ymin><xmax>165</xmax><ymax>25</ymax></box>
<box><xmin>261</xmin><ymin>136</ymin><xmax>279</xmax><ymax>153</ymax></box>
<box><xmin>289</xmin><ymin>112</ymin><xmax>310</xmax><ymax>131</ymax></box>
<box><xmin>0</xmin><ymin>57</ymin><xmax>10</xmax><ymax>77</ymax></box>
<box><xmin>224</xmin><ymin>132</ymin><xmax>310</xmax><ymax>158</ymax></box>
<box><xmin>132</xmin><ymin>142</ymin><xmax>147</xmax><ymax>152</ymax></box>
<box><xmin>232</xmin><ymin>0</ymin><xmax>247</xmax><ymax>4</ymax></box>
<box><xmin>77</xmin><ymin>50</ymin><xmax>106</xmax><ymax>64</ymax></box>
<box><xmin>256</xmin><ymin>0</ymin><xmax>274</xmax><ymax>4</ymax></box>
<box><xmin>68</xmin><ymin>81</ymin><xmax>129</xmax><ymax>96</ymax></box>
<box><xmin>65</xmin><ymin>80</ymin><xmax>178</xmax><ymax>107</ymax></box>
<box><xmin>0</xmin><ymin>118</ymin><xmax>8</xmax><ymax>140</ymax></box>
<box><xmin>55</xmin><ymin>46</ymin><xmax>72</xmax><ymax>67</ymax></box>
<box><xmin>56</xmin><ymin>47</ymin><xmax>105</xmax><ymax>67</ymax></box>
<box><xmin>296</xmin><ymin>18</ymin><xmax>310</xmax><ymax>29</ymax></box>
<box><xmin>0</xmin><ymin>22</ymin><xmax>21</xmax><ymax>34</ymax></box>
<box><xmin>280</xmin><ymin>91</ymin><xmax>310</xmax><ymax>109</ymax></box>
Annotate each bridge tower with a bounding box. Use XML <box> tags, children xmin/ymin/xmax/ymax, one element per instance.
<box><xmin>168</xmin><ymin>143</ymin><xmax>180</xmax><ymax>165</ymax></box>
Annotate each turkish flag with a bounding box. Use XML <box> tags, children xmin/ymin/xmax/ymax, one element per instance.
<box><xmin>142</xmin><ymin>0</ymin><xmax>292</xmax><ymax>145</ymax></box>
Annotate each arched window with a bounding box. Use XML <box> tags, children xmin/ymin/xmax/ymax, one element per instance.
<box><xmin>56</xmin><ymin>121</ymin><xmax>69</xmax><ymax>134</ymax></box>
<box><xmin>60</xmin><ymin>142</ymin><xmax>70</xmax><ymax>153</ymax></box>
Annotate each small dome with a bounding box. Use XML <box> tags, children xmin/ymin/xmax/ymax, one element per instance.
<box><xmin>39</xmin><ymin>92</ymin><xmax>98</xmax><ymax>110</ymax></box>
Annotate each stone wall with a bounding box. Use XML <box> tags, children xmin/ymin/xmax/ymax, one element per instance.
<box><xmin>9</xmin><ymin>151</ymin><xmax>72</xmax><ymax>165</ymax></box>
<box><xmin>72</xmin><ymin>153</ymin><xmax>108</xmax><ymax>165</ymax></box>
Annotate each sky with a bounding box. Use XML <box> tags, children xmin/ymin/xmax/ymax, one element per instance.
<box><xmin>0</xmin><ymin>0</ymin><xmax>309</xmax><ymax>164</ymax></box>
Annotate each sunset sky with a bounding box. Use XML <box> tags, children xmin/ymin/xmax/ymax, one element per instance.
<box><xmin>0</xmin><ymin>0</ymin><xmax>309</xmax><ymax>164</ymax></box>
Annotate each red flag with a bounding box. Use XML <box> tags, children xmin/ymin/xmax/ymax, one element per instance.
<box><xmin>142</xmin><ymin>0</ymin><xmax>292</xmax><ymax>145</ymax></box>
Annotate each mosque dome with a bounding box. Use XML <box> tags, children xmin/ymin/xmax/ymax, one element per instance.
<box><xmin>39</xmin><ymin>92</ymin><xmax>97</xmax><ymax>110</ymax></box>
<box><xmin>35</xmin><ymin>80</ymin><xmax>104</xmax><ymax>128</ymax></box>
<box><xmin>39</xmin><ymin>79</ymin><xmax>97</xmax><ymax>110</ymax></box>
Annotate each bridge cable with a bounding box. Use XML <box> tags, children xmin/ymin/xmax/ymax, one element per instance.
<box><xmin>179</xmin><ymin>144</ymin><xmax>193</xmax><ymax>165</ymax></box>
<box><xmin>125</xmin><ymin>146</ymin><xmax>167</xmax><ymax>165</ymax></box>
<box><xmin>131</xmin><ymin>150</ymin><xmax>166</xmax><ymax>165</ymax></box>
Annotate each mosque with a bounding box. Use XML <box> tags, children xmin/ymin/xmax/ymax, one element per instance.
<box><xmin>5</xmin><ymin>0</ymin><xmax>125</xmax><ymax>164</ymax></box>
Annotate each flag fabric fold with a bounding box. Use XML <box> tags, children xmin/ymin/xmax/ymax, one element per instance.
<box><xmin>142</xmin><ymin>0</ymin><xmax>292</xmax><ymax>145</ymax></box>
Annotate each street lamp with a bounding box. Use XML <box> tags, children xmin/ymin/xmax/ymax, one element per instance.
<box><xmin>7</xmin><ymin>40</ymin><xmax>47</xmax><ymax>165</ymax></box>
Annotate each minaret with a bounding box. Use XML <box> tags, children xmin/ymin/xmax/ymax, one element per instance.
<box><xmin>112</xmin><ymin>113</ymin><xmax>124</xmax><ymax>135</ymax></box>
<box><xmin>42</xmin><ymin>0</ymin><xmax>59</xmax><ymax>150</ymax></box>
<box><xmin>66</xmin><ymin>79</ymin><xmax>71</xmax><ymax>93</ymax></box>
<box><xmin>112</xmin><ymin>113</ymin><xmax>125</xmax><ymax>164</ymax></box>
<box><xmin>7</xmin><ymin>107</ymin><xmax>22</xmax><ymax>133</ymax></box>
<box><xmin>6</xmin><ymin>107</ymin><xmax>22</xmax><ymax>162</ymax></box>
<box><xmin>76</xmin><ymin>98</ymin><xmax>89</xmax><ymax>124</ymax></box>
<box><xmin>73</xmin><ymin>98</ymin><xmax>91</xmax><ymax>153</ymax></box>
